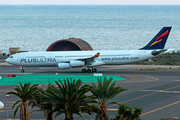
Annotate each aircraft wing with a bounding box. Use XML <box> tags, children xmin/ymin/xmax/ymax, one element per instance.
<box><xmin>76</xmin><ymin>52</ymin><xmax>100</xmax><ymax>62</ymax></box>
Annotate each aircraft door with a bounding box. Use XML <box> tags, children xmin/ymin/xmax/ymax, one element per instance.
<box><xmin>48</xmin><ymin>53</ymin><xmax>53</xmax><ymax>59</ymax></box>
<box><xmin>48</xmin><ymin>53</ymin><xmax>55</xmax><ymax>64</ymax></box>
<box><xmin>130</xmin><ymin>51</ymin><xmax>140</xmax><ymax>62</ymax></box>
<box><xmin>137</xmin><ymin>51</ymin><xmax>140</xmax><ymax>58</ymax></box>
<box><xmin>17</xmin><ymin>55</ymin><xmax>22</xmax><ymax>61</ymax></box>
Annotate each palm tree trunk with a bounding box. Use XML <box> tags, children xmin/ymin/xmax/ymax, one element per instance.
<box><xmin>20</xmin><ymin>102</ymin><xmax>30</xmax><ymax>120</ymax></box>
<box><xmin>47</xmin><ymin>112</ymin><xmax>53</xmax><ymax>120</ymax></box>
<box><xmin>123</xmin><ymin>117</ymin><xmax>128</xmax><ymax>120</ymax></box>
<box><xmin>100</xmin><ymin>105</ymin><xmax>109</xmax><ymax>120</ymax></box>
<box><xmin>65</xmin><ymin>113</ymin><xmax>69</xmax><ymax>120</ymax></box>
<box><xmin>65</xmin><ymin>113</ymin><xmax>73</xmax><ymax>120</ymax></box>
<box><xmin>70</xmin><ymin>113</ymin><xmax>73</xmax><ymax>120</ymax></box>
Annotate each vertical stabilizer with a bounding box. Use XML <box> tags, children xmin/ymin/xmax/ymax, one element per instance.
<box><xmin>140</xmin><ymin>27</ymin><xmax>171</xmax><ymax>50</ymax></box>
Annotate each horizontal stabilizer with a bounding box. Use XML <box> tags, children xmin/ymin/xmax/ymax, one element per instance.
<box><xmin>151</xmin><ymin>49</ymin><xmax>167</xmax><ymax>56</ymax></box>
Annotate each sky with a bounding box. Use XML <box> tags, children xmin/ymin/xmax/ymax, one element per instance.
<box><xmin>0</xmin><ymin>0</ymin><xmax>180</xmax><ymax>5</ymax></box>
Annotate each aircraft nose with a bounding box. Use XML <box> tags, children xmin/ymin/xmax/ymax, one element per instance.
<box><xmin>5</xmin><ymin>58</ymin><xmax>9</xmax><ymax>63</ymax></box>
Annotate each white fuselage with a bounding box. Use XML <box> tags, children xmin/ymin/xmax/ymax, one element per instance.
<box><xmin>6</xmin><ymin>50</ymin><xmax>154</xmax><ymax>67</ymax></box>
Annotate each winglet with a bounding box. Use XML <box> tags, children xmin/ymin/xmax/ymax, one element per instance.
<box><xmin>93</xmin><ymin>52</ymin><xmax>100</xmax><ymax>57</ymax></box>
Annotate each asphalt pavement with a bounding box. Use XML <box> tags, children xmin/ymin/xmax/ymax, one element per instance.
<box><xmin>0</xmin><ymin>60</ymin><xmax>180</xmax><ymax>120</ymax></box>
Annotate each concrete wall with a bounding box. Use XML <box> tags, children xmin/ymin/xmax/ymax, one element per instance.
<box><xmin>9</xmin><ymin>47</ymin><xmax>20</xmax><ymax>55</ymax></box>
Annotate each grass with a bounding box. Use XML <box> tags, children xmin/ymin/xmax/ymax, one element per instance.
<box><xmin>0</xmin><ymin>74</ymin><xmax>125</xmax><ymax>85</ymax></box>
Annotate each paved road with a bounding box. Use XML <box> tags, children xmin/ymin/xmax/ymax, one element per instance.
<box><xmin>0</xmin><ymin>64</ymin><xmax>180</xmax><ymax>120</ymax></box>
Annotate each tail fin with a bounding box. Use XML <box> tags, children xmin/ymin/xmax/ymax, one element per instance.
<box><xmin>139</xmin><ymin>27</ymin><xmax>172</xmax><ymax>50</ymax></box>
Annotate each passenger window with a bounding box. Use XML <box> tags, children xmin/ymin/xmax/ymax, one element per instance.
<box><xmin>10</xmin><ymin>56</ymin><xmax>13</xmax><ymax>58</ymax></box>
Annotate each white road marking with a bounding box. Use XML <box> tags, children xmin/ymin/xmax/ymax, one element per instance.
<box><xmin>140</xmin><ymin>90</ymin><xmax>180</xmax><ymax>93</ymax></box>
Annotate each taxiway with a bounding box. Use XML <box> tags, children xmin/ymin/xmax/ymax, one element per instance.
<box><xmin>0</xmin><ymin>61</ymin><xmax>180</xmax><ymax>120</ymax></box>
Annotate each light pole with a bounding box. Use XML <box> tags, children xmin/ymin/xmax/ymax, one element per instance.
<box><xmin>5</xmin><ymin>113</ymin><xmax>10</xmax><ymax>120</ymax></box>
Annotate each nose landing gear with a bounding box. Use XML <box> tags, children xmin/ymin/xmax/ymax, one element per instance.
<box><xmin>20</xmin><ymin>66</ymin><xmax>25</xmax><ymax>73</ymax></box>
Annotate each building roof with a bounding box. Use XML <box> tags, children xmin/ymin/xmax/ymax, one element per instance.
<box><xmin>47</xmin><ymin>38</ymin><xmax>93</xmax><ymax>51</ymax></box>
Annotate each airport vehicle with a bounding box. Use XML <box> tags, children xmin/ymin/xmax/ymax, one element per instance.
<box><xmin>6</xmin><ymin>27</ymin><xmax>172</xmax><ymax>73</ymax></box>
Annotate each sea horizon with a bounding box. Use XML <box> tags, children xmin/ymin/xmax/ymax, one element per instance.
<box><xmin>0</xmin><ymin>5</ymin><xmax>179</xmax><ymax>53</ymax></box>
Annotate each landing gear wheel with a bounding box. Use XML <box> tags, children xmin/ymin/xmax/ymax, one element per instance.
<box><xmin>92</xmin><ymin>68</ymin><xmax>97</xmax><ymax>72</ymax></box>
<box><xmin>87</xmin><ymin>69</ymin><xmax>91</xmax><ymax>73</ymax></box>
<box><xmin>81</xmin><ymin>69</ymin><xmax>86</xmax><ymax>73</ymax></box>
<box><xmin>21</xmin><ymin>69</ymin><xmax>25</xmax><ymax>73</ymax></box>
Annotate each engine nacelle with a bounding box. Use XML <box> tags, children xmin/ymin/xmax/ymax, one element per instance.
<box><xmin>88</xmin><ymin>60</ymin><xmax>105</xmax><ymax>67</ymax></box>
<box><xmin>70</xmin><ymin>60</ymin><xmax>85</xmax><ymax>67</ymax></box>
<box><xmin>58</xmin><ymin>60</ymin><xmax>85</xmax><ymax>69</ymax></box>
<box><xmin>58</xmin><ymin>63</ymin><xmax>71</xmax><ymax>69</ymax></box>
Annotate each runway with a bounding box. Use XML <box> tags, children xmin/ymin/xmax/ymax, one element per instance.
<box><xmin>0</xmin><ymin>64</ymin><xmax>180</xmax><ymax>120</ymax></box>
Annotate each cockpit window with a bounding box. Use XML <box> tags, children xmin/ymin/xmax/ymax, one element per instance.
<box><xmin>10</xmin><ymin>56</ymin><xmax>13</xmax><ymax>58</ymax></box>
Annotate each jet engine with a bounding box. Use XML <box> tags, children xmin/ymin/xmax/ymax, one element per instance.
<box><xmin>58</xmin><ymin>60</ymin><xmax>85</xmax><ymax>69</ymax></box>
<box><xmin>58</xmin><ymin>63</ymin><xmax>71</xmax><ymax>69</ymax></box>
<box><xmin>69</xmin><ymin>60</ymin><xmax>85</xmax><ymax>67</ymax></box>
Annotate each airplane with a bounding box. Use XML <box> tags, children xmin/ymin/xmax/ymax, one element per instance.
<box><xmin>5</xmin><ymin>27</ymin><xmax>172</xmax><ymax>73</ymax></box>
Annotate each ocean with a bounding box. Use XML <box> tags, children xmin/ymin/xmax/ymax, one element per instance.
<box><xmin>0</xmin><ymin>5</ymin><xmax>180</xmax><ymax>53</ymax></box>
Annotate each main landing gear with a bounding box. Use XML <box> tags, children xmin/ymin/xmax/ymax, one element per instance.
<box><xmin>81</xmin><ymin>68</ymin><xmax>97</xmax><ymax>73</ymax></box>
<box><xmin>20</xmin><ymin>66</ymin><xmax>25</xmax><ymax>73</ymax></box>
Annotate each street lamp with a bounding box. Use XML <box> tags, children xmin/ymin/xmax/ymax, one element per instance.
<box><xmin>0</xmin><ymin>101</ymin><xmax>4</xmax><ymax>109</ymax></box>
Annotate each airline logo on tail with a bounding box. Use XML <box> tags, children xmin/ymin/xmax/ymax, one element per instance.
<box><xmin>150</xmin><ymin>30</ymin><xmax>169</xmax><ymax>47</ymax></box>
<box><xmin>93</xmin><ymin>52</ymin><xmax>100</xmax><ymax>57</ymax></box>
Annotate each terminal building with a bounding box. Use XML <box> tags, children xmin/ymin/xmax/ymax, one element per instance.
<box><xmin>8</xmin><ymin>38</ymin><xmax>93</xmax><ymax>55</ymax></box>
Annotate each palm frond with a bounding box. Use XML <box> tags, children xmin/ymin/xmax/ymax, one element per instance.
<box><xmin>12</xmin><ymin>100</ymin><xmax>21</xmax><ymax>109</ymax></box>
<box><xmin>13</xmin><ymin>104</ymin><xmax>21</xmax><ymax>118</ymax></box>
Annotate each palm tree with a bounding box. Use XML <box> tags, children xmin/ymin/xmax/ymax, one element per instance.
<box><xmin>47</xmin><ymin>78</ymin><xmax>96</xmax><ymax>120</ymax></box>
<box><xmin>114</xmin><ymin>104</ymin><xmax>142</xmax><ymax>120</ymax></box>
<box><xmin>131</xmin><ymin>107</ymin><xmax>143</xmax><ymax>120</ymax></box>
<box><xmin>29</xmin><ymin>84</ymin><xmax>55</xmax><ymax>120</ymax></box>
<box><xmin>7</xmin><ymin>82</ymin><xmax>39</xmax><ymax>120</ymax></box>
<box><xmin>90</xmin><ymin>77</ymin><xmax>126</xmax><ymax>120</ymax></box>
<box><xmin>114</xmin><ymin>104</ymin><xmax>130</xmax><ymax>120</ymax></box>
